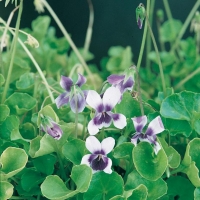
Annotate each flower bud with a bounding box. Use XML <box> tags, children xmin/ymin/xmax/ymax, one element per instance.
<box><xmin>136</xmin><ymin>3</ymin><xmax>146</xmax><ymax>29</ymax></box>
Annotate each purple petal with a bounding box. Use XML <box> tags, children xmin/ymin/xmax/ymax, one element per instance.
<box><xmin>103</xmin><ymin>87</ymin><xmax>121</xmax><ymax>110</ymax></box>
<box><xmin>120</xmin><ymin>77</ymin><xmax>134</xmax><ymax>93</ymax></box>
<box><xmin>86</xmin><ymin>136</ymin><xmax>101</xmax><ymax>153</ymax></box>
<box><xmin>76</xmin><ymin>73</ymin><xmax>86</xmax><ymax>87</ymax></box>
<box><xmin>145</xmin><ymin>116</ymin><xmax>164</xmax><ymax>136</ymax></box>
<box><xmin>70</xmin><ymin>92</ymin><xmax>86</xmax><ymax>113</ymax></box>
<box><xmin>131</xmin><ymin>132</ymin><xmax>141</xmax><ymax>146</ymax></box>
<box><xmin>86</xmin><ymin>90</ymin><xmax>102</xmax><ymax>110</ymax></box>
<box><xmin>55</xmin><ymin>93</ymin><xmax>70</xmax><ymax>108</ymax></box>
<box><xmin>132</xmin><ymin>115</ymin><xmax>147</xmax><ymax>133</ymax></box>
<box><xmin>107</xmin><ymin>74</ymin><xmax>125</xmax><ymax>85</ymax></box>
<box><xmin>95</xmin><ymin>113</ymin><xmax>112</xmax><ymax>128</ymax></box>
<box><xmin>101</xmin><ymin>137</ymin><xmax>115</xmax><ymax>154</ymax></box>
<box><xmin>137</xmin><ymin>18</ymin><xmax>142</xmax><ymax>29</ymax></box>
<box><xmin>110</xmin><ymin>113</ymin><xmax>127</xmax><ymax>129</ymax></box>
<box><xmin>60</xmin><ymin>76</ymin><xmax>73</xmax><ymax>92</ymax></box>
<box><xmin>83</xmin><ymin>90</ymin><xmax>89</xmax><ymax>99</ymax></box>
<box><xmin>90</xmin><ymin>155</ymin><xmax>109</xmax><ymax>171</ymax></box>
<box><xmin>46</xmin><ymin>122</ymin><xmax>63</xmax><ymax>140</ymax></box>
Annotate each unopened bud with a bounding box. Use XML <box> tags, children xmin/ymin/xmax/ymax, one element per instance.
<box><xmin>136</xmin><ymin>3</ymin><xmax>146</xmax><ymax>29</ymax></box>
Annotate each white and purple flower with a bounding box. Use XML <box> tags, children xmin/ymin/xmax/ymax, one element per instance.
<box><xmin>131</xmin><ymin>115</ymin><xmax>165</xmax><ymax>155</ymax></box>
<box><xmin>81</xmin><ymin>136</ymin><xmax>115</xmax><ymax>174</ymax></box>
<box><xmin>86</xmin><ymin>87</ymin><xmax>127</xmax><ymax>135</ymax></box>
<box><xmin>40</xmin><ymin>116</ymin><xmax>63</xmax><ymax>140</ymax></box>
<box><xmin>55</xmin><ymin>74</ymin><xmax>88</xmax><ymax>113</ymax></box>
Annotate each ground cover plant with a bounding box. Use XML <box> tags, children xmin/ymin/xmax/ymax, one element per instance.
<box><xmin>0</xmin><ymin>0</ymin><xmax>200</xmax><ymax>199</ymax></box>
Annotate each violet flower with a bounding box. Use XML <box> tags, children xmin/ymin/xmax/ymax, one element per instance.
<box><xmin>86</xmin><ymin>87</ymin><xmax>127</xmax><ymax>135</ymax></box>
<box><xmin>81</xmin><ymin>136</ymin><xmax>115</xmax><ymax>174</ymax></box>
<box><xmin>131</xmin><ymin>115</ymin><xmax>164</xmax><ymax>155</ymax></box>
<box><xmin>55</xmin><ymin>74</ymin><xmax>88</xmax><ymax>113</ymax></box>
<box><xmin>40</xmin><ymin>116</ymin><xmax>63</xmax><ymax>140</ymax></box>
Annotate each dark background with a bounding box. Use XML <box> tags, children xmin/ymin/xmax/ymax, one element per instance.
<box><xmin>0</xmin><ymin>0</ymin><xmax>197</xmax><ymax>66</ymax></box>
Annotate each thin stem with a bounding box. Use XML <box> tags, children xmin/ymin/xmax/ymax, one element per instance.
<box><xmin>170</xmin><ymin>0</ymin><xmax>200</xmax><ymax>53</ymax></box>
<box><xmin>1</xmin><ymin>23</ymin><xmax>55</xmax><ymax>102</ymax></box>
<box><xmin>69</xmin><ymin>63</ymin><xmax>82</xmax><ymax>78</ymax></box>
<box><xmin>74</xmin><ymin>85</ymin><xmax>78</xmax><ymax>138</ymax></box>
<box><xmin>146</xmin><ymin>16</ymin><xmax>166</xmax><ymax>96</ymax></box>
<box><xmin>41</xmin><ymin>0</ymin><xmax>96</xmax><ymax>87</ymax></box>
<box><xmin>83</xmin><ymin>0</ymin><xmax>94</xmax><ymax>57</ymax></box>
<box><xmin>136</xmin><ymin>0</ymin><xmax>150</xmax><ymax>72</ymax></box>
<box><xmin>1</xmin><ymin>1</ymin><xmax>23</xmax><ymax>103</ymax></box>
<box><xmin>175</xmin><ymin>66</ymin><xmax>200</xmax><ymax>90</ymax></box>
<box><xmin>0</xmin><ymin>6</ymin><xmax>19</xmax><ymax>51</ymax></box>
<box><xmin>146</xmin><ymin>0</ymin><xmax>155</xmax><ymax>74</ymax></box>
<box><xmin>156</xmin><ymin>19</ymin><xmax>165</xmax><ymax>52</ymax></box>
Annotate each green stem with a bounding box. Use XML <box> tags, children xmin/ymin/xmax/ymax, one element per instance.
<box><xmin>83</xmin><ymin>0</ymin><xmax>94</xmax><ymax>57</ymax></box>
<box><xmin>1</xmin><ymin>0</ymin><xmax>23</xmax><ymax>103</ymax></box>
<box><xmin>136</xmin><ymin>0</ymin><xmax>150</xmax><ymax>72</ymax></box>
<box><xmin>146</xmin><ymin>16</ymin><xmax>166</xmax><ymax>96</ymax></box>
<box><xmin>69</xmin><ymin>63</ymin><xmax>82</xmax><ymax>78</ymax></box>
<box><xmin>74</xmin><ymin>86</ymin><xmax>78</xmax><ymax>138</ymax></box>
<box><xmin>175</xmin><ymin>66</ymin><xmax>200</xmax><ymax>90</ymax></box>
<box><xmin>170</xmin><ymin>0</ymin><xmax>200</xmax><ymax>53</ymax></box>
<box><xmin>146</xmin><ymin>0</ymin><xmax>155</xmax><ymax>74</ymax></box>
<box><xmin>41</xmin><ymin>0</ymin><xmax>96</xmax><ymax>87</ymax></box>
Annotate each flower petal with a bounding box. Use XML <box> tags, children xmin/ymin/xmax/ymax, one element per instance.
<box><xmin>86</xmin><ymin>90</ymin><xmax>102</xmax><ymax>110</ymax></box>
<box><xmin>81</xmin><ymin>154</ymin><xmax>91</xmax><ymax>166</ymax></box>
<box><xmin>145</xmin><ymin>116</ymin><xmax>164</xmax><ymax>136</ymax></box>
<box><xmin>111</xmin><ymin>113</ymin><xmax>127</xmax><ymax>129</ymax></box>
<box><xmin>91</xmin><ymin>155</ymin><xmax>108</xmax><ymax>171</ymax></box>
<box><xmin>132</xmin><ymin>115</ymin><xmax>147</xmax><ymax>133</ymax></box>
<box><xmin>121</xmin><ymin>77</ymin><xmax>134</xmax><ymax>93</ymax></box>
<box><xmin>85</xmin><ymin>136</ymin><xmax>101</xmax><ymax>153</ymax></box>
<box><xmin>88</xmin><ymin>119</ymin><xmax>100</xmax><ymax>135</ymax></box>
<box><xmin>55</xmin><ymin>93</ymin><xmax>70</xmax><ymax>108</ymax></box>
<box><xmin>97</xmin><ymin>113</ymin><xmax>112</xmax><ymax>128</ymax></box>
<box><xmin>101</xmin><ymin>137</ymin><xmax>115</xmax><ymax>154</ymax></box>
<box><xmin>60</xmin><ymin>76</ymin><xmax>73</xmax><ymax>92</ymax></box>
<box><xmin>46</xmin><ymin>122</ymin><xmax>63</xmax><ymax>140</ymax></box>
<box><xmin>103</xmin><ymin>87</ymin><xmax>121</xmax><ymax>111</ymax></box>
<box><xmin>154</xmin><ymin>141</ymin><xmax>161</xmax><ymax>155</ymax></box>
<box><xmin>70</xmin><ymin>92</ymin><xmax>86</xmax><ymax>113</ymax></box>
<box><xmin>76</xmin><ymin>73</ymin><xmax>86</xmax><ymax>87</ymax></box>
<box><xmin>103</xmin><ymin>158</ymin><xmax>112</xmax><ymax>174</ymax></box>
<box><xmin>131</xmin><ymin>132</ymin><xmax>141</xmax><ymax>146</ymax></box>
<box><xmin>107</xmin><ymin>74</ymin><xmax>125</xmax><ymax>85</ymax></box>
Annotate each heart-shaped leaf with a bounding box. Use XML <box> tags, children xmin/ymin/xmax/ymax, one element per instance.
<box><xmin>0</xmin><ymin>104</ymin><xmax>10</xmax><ymax>122</ymax></box>
<box><xmin>0</xmin><ymin>181</ymin><xmax>14</xmax><ymax>200</ymax></box>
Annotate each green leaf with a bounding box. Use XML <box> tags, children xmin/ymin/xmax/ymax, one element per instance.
<box><xmin>160</xmin><ymin>19</ymin><xmax>183</xmax><ymax>42</ymax></box>
<box><xmin>62</xmin><ymin>138</ymin><xmax>86</xmax><ymax>165</ymax></box>
<box><xmin>5</xmin><ymin>92</ymin><xmax>36</xmax><ymax>115</ymax></box>
<box><xmin>127</xmin><ymin>184</ymin><xmax>148</xmax><ymax>200</ymax></box>
<box><xmin>166</xmin><ymin>176</ymin><xmax>194</xmax><ymax>199</ymax></box>
<box><xmin>70</xmin><ymin>165</ymin><xmax>92</xmax><ymax>192</ymax></box>
<box><xmin>125</xmin><ymin>170</ymin><xmax>167</xmax><ymax>200</ymax></box>
<box><xmin>132</xmin><ymin>142</ymin><xmax>168</xmax><ymax>181</ymax></box>
<box><xmin>159</xmin><ymin>138</ymin><xmax>181</xmax><ymax>168</ymax></box>
<box><xmin>160</xmin><ymin>91</ymin><xmax>200</xmax><ymax>125</ymax></box>
<box><xmin>110</xmin><ymin>195</ymin><xmax>126</xmax><ymax>200</ymax></box>
<box><xmin>0</xmin><ymin>74</ymin><xmax>5</xmax><ymax>86</ymax></box>
<box><xmin>16</xmin><ymin>72</ymin><xmax>34</xmax><ymax>91</ymax></box>
<box><xmin>116</xmin><ymin>92</ymin><xmax>154</xmax><ymax>118</ymax></box>
<box><xmin>194</xmin><ymin>188</ymin><xmax>200</xmax><ymax>200</ymax></box>
<box><xmin>33</xmin><ymin>154</ymin><xmax>57</xmax><ymax>175</ymax></box>
<box><xmin>0</xmin><ymin>181</ymin><xmax>13</xmax><ymax>200</ymax></box>
<box><xmin>84</xmin><ymin>172</ymin><xmax>124</xmax><ymax>200</ymax></box>
<box><xmin>0</xmin><ymin>115</ymin><xmax>19</xmax><ymax>140</ymax></box>
<box><xmin>182</xmin><ymin>138</ymin><xmax>200</xmax><ymax>187</ymax></box>
<box><xmin>29</xmin><ymin>135</ymin><xmax>55</xmax><ymax>158</ymax></box>
<box><xmin>21</xmin><ymin>169</ymin><xmax>44</xmax><ymax>192</ymax></box>
<box><xmin>0</xmin><ymin>147</ymin><xmax>28</xmax><ymax>178</ymax></box>
<box><xmin>113</xmin><ymin>142</ymin><xmax>134</xmax><ymax>160</ymax></box>
<box><xmin>41</xmin><ymin>165</ymin><xmax>92</xmax><ymax>200</ymax></box>
<box><xmin>0</xmin><ymin>104</ymin><xmax>10</xmax><ymax>122</ymax></box>
<box><xmin>20</xmin><ymin>123</ymin><xmax>36</xmax><ymax>140</ymax></box>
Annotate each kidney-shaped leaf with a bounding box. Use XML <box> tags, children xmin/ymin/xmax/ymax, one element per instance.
<box><xmin>0</xmin><ymin>104</ymin><xmax>10</xmax><ymax>122</ymax></box>
<box><xmin>133</xmin><ymin>142</ymin><xmax>168</xmax><ymax>181</ymax></box>
<box><xmin>0</xmin><ymin>181</ymin><xmax>14</xmax><ymax>200</ymax></box>
<box><xmin>0</xmin><ymin>147</ymin><xmax>28</xmax><ymax>178</ymax></box>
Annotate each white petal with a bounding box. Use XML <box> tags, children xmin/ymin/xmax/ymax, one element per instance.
<box><xmin>132</xmin><ymin>115</ymin><xmax>147</xmax><ymax>133</ymax></box>
<box><xmin>154</xmin><ymin>142</ymin><xmax>161</xmax><ymax>155</ymax></box>
<box><xmin>112</xmin><ymin>113</ymin><xmax>127</xmax><ymax>129</ymax></box>
<box><xmin>81</xmin><ymin>154</ymin><xmax>91</xmax><ymax>166</ymax></box>
<box><xmin>88</xmin><ymin>119</ymin><xmax>100</xmax><ymax>135</ymax></box>
<box><xmin>86</xmin><ymin>90</ymin><xmax>102</xmax><ymax>110</ymax></box>
<box><xmin>103</xmin><ymin>87</ymin><xmax>121</xmax><ymax>110</ymax></box>
<box><xmin>86</xmin><ymin>136</ymin><xmax>101</xmax><ymax>153</ymax></box>
<box><xmin>146</xmin><ymin>116</ymin><xmax>164</xmax><ymax>135</ymax></box>
<box><xmin>101</xmin><ymin>137</ymin><xmax>115</xmax><ymax>154</ymax></box>
<box><xmin>103</xmin><ymin>158</ymin><xmax>112</xmax><ymax>174</ymax></box>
